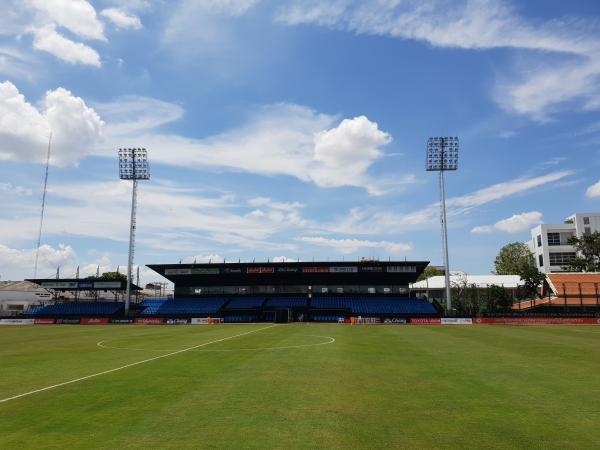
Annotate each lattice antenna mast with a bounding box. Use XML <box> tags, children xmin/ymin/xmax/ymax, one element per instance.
<box><xmin>119</xmin><ymin>148</ymin><xmax>150</xmax><ymax>315</ymax></box>
<box><xmin>426</xmin><ymin>137</ymin><xmax>459</xmax><ymax>314</ymax></box>
<box><xmin>34</xmin><ymin>133</ymin><xmax>52</xmax><ymax>279</ymax></box>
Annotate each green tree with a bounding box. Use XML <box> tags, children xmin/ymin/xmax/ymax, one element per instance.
<box><xmin>518</xmin><ymin>265</ymin><xmax>546</xmax><ymax>299</ymax></box>
<box><xmin>565</xmin><ymin>232</ymin><xmax>600</xmax><ymax>272</ymax></box>
<box><xmin>494</xmin><ymin>242</ymin><xmax>535</xmax><ymax>275</ymax></box>
<box><xmin>100</xmin><ymin>271</ymin><xmax>127</xmax><ymax>281</ymax></box>
<box><xmin>417</xmin><ymin>266</ymin><xmax>443</xmax><ymax>282</ymax></box>
<box><xmin>485</xmin><ymin>284</ymin><xmax>513</xmax><ymax>313</ymax></box>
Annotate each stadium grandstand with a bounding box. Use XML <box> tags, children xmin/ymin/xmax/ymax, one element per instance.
<box><xmin>13</xmin><ymin>260</ymin><xmax>441</xmax><ymax>322</ymax></box>
<box><xmin>144</xmin><ymin>260</ymin><xmax>439</xmax><ymax>322</ymax></box>
<box><xmin>512</xmin><ymin>272</ymin><xmax>600</xmax><ymax>312</ymax></box>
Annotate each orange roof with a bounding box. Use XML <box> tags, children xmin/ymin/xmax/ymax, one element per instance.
<box><xmin>547</xmin><ymin>273</ymin><xmax>600</xmax><ymax>296</ymax></box>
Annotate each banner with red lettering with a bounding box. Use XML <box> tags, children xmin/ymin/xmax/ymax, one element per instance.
<box><xmin>80</xmin><ymin>317</ymin><xmax>109</xmax><ymax>325</ymax></box>
<box><xmin>34</xmin><ymin>318</ymin><xmax>56</xmax><ymax>324</ymax></box>
<box><xmin>476</xmin><ymin>317</ymin><xmax>600</xmax><ymax>325</ymax></box>
<box><xmin>134</xmin><ymin>318</ymin><xmax>165</xmax><ymax>324</ymax></box>
<box><xmin>410</xmin><ymin>318</ymin><xmax>442</xmax><ymax>325</ymax></box>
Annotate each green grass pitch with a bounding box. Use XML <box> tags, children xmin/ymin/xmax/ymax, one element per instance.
<box><xmin>1</xmin><ymin>324</ymin><xmax>600</xmax><ymax>449</ymax></box>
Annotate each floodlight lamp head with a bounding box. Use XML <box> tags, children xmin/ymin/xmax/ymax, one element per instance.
<box><xmin>118</xmin><ymin>147</ymin><xmax>150</xmax><ymax>180</ymax></box>
<box><xmin>425</xmin><ymin>136</ymin><xmax>459</xmax><ymax>171</ymax></box>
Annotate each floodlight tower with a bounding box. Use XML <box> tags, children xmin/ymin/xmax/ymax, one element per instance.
<box><xmin>118</xmin><ymin>148</ymin><xmax>150</xmax><ymax>315</ymax></box>
<box><xmin>426</xmin><ymin>137</ymin><xmax>459</xmax><ymax>313</ymax></box>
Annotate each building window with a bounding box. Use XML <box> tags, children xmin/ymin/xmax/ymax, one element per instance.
<box><xmin>547</xmin><ymin>232</ymin><xmax>560</xmax><ymax>246</ymax></box>
<box><xmin>585</xmin><ymin>227</ymin><xmax>591</xmax><ymax>235</ymax></box>
<box><xmin>537</xmin><ymin>235</ymin><xmax>542</xmax><ymax>247</ymax></box>
<box><xmin>549</xmin><ymin>252</ymin><xmax>576</xmax><ymax>266</ymax></box>
<box><xmin>538</xmin><ymin>254</ymin><xmax>543</xmax><ymax>267</ymax></box>
<box><xmin>584</xmin><ymin>217</ymin><xmax>590</xmax><ymax>225</ymax></box>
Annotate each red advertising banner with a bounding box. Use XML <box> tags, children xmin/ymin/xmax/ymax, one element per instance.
<box><xmin>80</xmin><ymin>317</ymin><xmax>109</xmax><ymax>325</ymax></box>
<box><xmin>134</xmin><ymin>318</ymin><xmax>165</xmax><ymax>324</ymax></box>
<box><xmin>34</xmin><ymin>318</ymin><xmax>56</xmax><ymax>324</ymax></box>
<box><xmin>476</xmin><ymin>317</ymin><xmax>600</xmax><ymax>325</ymax></box>
<box><xmin>410</xmin><ymin>318</ymin><xmax>442</xmax><ymax>325</ymax></box>
<box><xmin>302</xmin><ymin>267</ymin><xmax>330</xmax><ymax>273</ymax></box>
<box><xmin>247</xmin><ymin>267</ymin><xmax>275</xmax><ymax>274</ymax></box>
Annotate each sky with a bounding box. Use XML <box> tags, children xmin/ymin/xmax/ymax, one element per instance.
<box><xmin>1</xmin><ymin>0</ymin><xmax>600</xmax><ymax>286</ymax></box>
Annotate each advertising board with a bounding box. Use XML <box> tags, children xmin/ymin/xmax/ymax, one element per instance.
<box><xmin>34</xmin><ymin>318</ymin><xmax>56</xmax><ymax>324</ymax></box>
<box><xmin>164</xmin><ymin>269</ymin><xmax>192</xmax><ymax>276</ymax></box>
<box><xmin>93</xmin><ymin>281</ymin><xmax>122</xmax><ymax>289</ymax></box>
<box><xmin>0</xmin><ymin>318</ymin><xmax>34</xmax><ymax>325</ymax></box>
<box><xmin>80</xmin><ymin>317</ymin><xmax>109</xmax><ymax>325</ymax></box>
<box><xmin>330</xmin><ymin>266</ymin><xmax>358</xmax><ymax>273</ymax></box>
<box><xmin>166</xmin><ymin>319</ymin><xmax>189</xmax><ymax>324</ymax></box>
<box><xmin>383</xmin><ymin>318</ymin><xmax>408</xmax><ymax>324</ymax></box>
<box><xmin>477</xmin><ymin>317</ymin><xmax>600</xmax><ymax>325</ymax></box>
<box><xmin>191</xmin><ymin>268</ymin><xmax>220</xmax><ymax>275</ymax></box>
<box><xmin>302</xmin><ymin>267</ymin><xmax>330</xmax><ymax>273</ymax></box>
<box><xmin>387</xmin><ymin>266</ymin><xmax>416</xmax><ymax>273</ymax></box>
<box><xmin>359</xmin><ymin>266</ymin><xmax>383</xmax><ymax>272</ymax></box>
<box><xmin>134</xmin><ymin>318</ymin><xmax>165</xmax><ymax>324</ymax></box>
<box><xmin>110</xmin><ymin>319</ymin><xmax>133</xmax><ymax>324</ymax></box>
<box><xmin>56</xmin><ymin>318</ymin><xmax>80</xmax><ymax>324</ymax></box>
<box><xmin>410</xmin><ymin>318</ymin><xmax>442</xmax><ymax>325</ymax></box>
<box><xmin>41</xmin><ymin>281</ymin><xmax>78</xmax><ymax>289</ymax></box>
<box><xmin>247</xmin><ymin>267</ymin><xmax>275</xmax><ymax>274</ymax></box>
<box><xmin>191</xmin><ymin>317</ymin><xmax>209</xmax><ymax>324</ymax></box>
<box><xmin>441</xmin><ymin>318</ymin><xmax>473</xmax><ymax>325</ymax></box>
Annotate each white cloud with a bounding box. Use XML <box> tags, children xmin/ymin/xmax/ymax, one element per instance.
<box><xmin>297</xmin><ymin>236</ymin><xmax>412</xmax><ymax>254</ymax></box>
<box><xmin>30</xmin><ymin>24</ymin><xmax>101</xmax><ymax>66</ymax></box>
<box><xmin>26</xmin><ymin>0</ymin><xmax>106</xmax><ymax>41</ymax></box>
<box><xmin>586</xmin><ymin>180</ymin><xmax>600</xmax><ymax>198</ymax></box>
<box><xmin>100</xmin><ymin>100</ymin><xmax>398</xmax><ymax>192</ymax></box>
<box><xmin>0</xmin><ymin>243</ymin><xmax>76</xmax><ymax>280</ymax></box>
<box><xmin>332</xmin><ymin>171</ymin><xmax>571</xmax><ymax>235</ymax></box>
<box><xmin>276</xmin><ymin>0</ymin><xmax>600</xmax><ymax>121</ymax></box>
<box><xmin>101</xmin><ymin>8</ymin><xmax>142</xmax><ymax>30</ymax></box>
<box><xmin>471</xmin><ymin>211</ymin><xmax>543</xmax><ymax>234</ymax></box>
<box><xmin>0</xmin><ymin>81</ymin><xmax>104</xmax><ymax>166</ymax></box>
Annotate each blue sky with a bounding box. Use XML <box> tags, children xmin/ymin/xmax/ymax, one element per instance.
<box><xmin>1</xmin><ymin>0</ymin><xmax>600</xmax><ymax>285</ymax></box>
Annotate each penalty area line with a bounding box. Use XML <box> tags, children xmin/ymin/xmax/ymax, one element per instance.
<box><xmin>0</xmin><ymin>324</ymin><xmax>277</xmax><ymax>404</ymax></box>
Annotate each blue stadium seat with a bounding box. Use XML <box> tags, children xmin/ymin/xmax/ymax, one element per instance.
<box><xmin>141</xmin><ymin>297</ymin><xmax>227</xmax><ymax>315</ymax></box>
<box><xmin>310</xmin><ymin>296</ymin><xmax>437</xmax><ymax>315</ymax></box>
<box><xmin>26</xmin><ymin>302</ymin><xmax>124</xmax><ymax>316</ymax></box>
<box><xmin>263</xmin><ymin>296</ymin><xmax>307</xmax><ymax>308</ymax></box>
<box><xmin>226</xmin><ymin>297</ymin><xmax>265</xmax><ymax>309</ymax></box>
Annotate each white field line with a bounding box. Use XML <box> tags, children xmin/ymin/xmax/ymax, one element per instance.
<box><xmin>0</xmin><ymin>324</ymin><xmax>277</xmax><ymax>404</ymax></box>
<box><xmin>97</xmin><ymin>334</ymin><xmax>335</xmax><ymax>352</ymax></box>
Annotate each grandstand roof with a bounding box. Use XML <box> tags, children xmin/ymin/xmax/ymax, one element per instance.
<box><xmin>410</xmin><ymin>274</ymin><xmax>523</xmax><ymax>290</ymax></box>
<box><xmin>25</xmin><ymin>278</ymin><xmax>142</xmax><ymax>291</ymax></box>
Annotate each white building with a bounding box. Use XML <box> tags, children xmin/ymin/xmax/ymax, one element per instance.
<box><xmin>529</xmin><ymin>213</ymin><xmax>600</xmax><ymax>274</ymax></box>
<box><xmin>410</xmin><ymin>273</ymin><xmax>523</xmax><ymax>303</ymax></box>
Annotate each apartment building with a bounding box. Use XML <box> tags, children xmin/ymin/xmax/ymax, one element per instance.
<box><xmin>530</xmin><ymin>213</ymin><xmax>600</xmax><ymax>273</ymax></box>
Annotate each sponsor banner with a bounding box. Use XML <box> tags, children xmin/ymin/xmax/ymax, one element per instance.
<box><xmin>302</xmin><ymin>267</ymin><xmax>330</xmax><ymax>273</ymax></box>
<box><xmin>110</xmin><ymin>319</ymin><xmax>133</xmax><ymax>324</ymax></box>
<box><xmin>276</xmin><ymin>267</ymin><xmax>298</xmax><ymax>273</ymax></box>
<box><xmin>224</xmin><ymin>268</ymin><xmax>242</xmax><ymax>274</ymax></box>
<box><xmin>164</xmin><ymin>268</ymin><xmax>192</xmax><ymax>276</ymax></box>
<box><xmin>41</xmin><ymin>281</ymin><xmax>78</xmax><ymax>289</ymax></box>
<box><xmin>0</xmin><ymin>318</ymin><xmax>34</xmax><ymax>325</ymax></box>
<box><xmin>34</xmin><ymin>318</ymin><xmax>56</xmax><ymax>324</ymax></box>
<box><xmin>410</xmin><ymin>318</ymin><xmax>442</xmax><ymax>325</ymax></box>
<box><xmin>383</xmin><ymin>318</ymin><xmax>407</xmax><ymax>324</ymax></box>
<box><xmin>191</xmin><ymin>317</ymin><xmax>222</xmax><ymax>324</ymax></box>
<box><xmin>56</xmin><ymin>318</ymin><xmax>81</xmax><ymax>324</ymax></box>
<box><xmin>387</xmin><ymin>265</ymin><xmax>417</xmax><ymax>273</ymax></box>
<box><xmin>477</xmin><ymin>317</ymin><xmax>600</xmax><ymax>325</ymax></box>
<box><xmin>359</xmin><ymin>266</ymin><xmax>383</xmax><ymax>272</ymax></box>
<box><xmin>441</xmin><ymin>318</ymin><xmax>473</xmax><ymax>325</ymax></box>
<box><xmin>77</xmin><ymin>282</ymin><xmax>94</xmax><ymax>289</ymax></box>
<box><xmin>191</xmin><ymin>268</ymin><xmax>220</xmax><ymax>275</ymax></box>
<box><xmin>80</xmin><ymin>317</ymin><xmax>109</xmax><ymax>325</ymax></box>
<box><xmin>330</xmin><ymin>266</ymin><xmax>358</xmax><ymax>273</ymax></box>
<box><xmin>166</xmin><ymin>319</ymin><xmax>189</xmax><ymax>325</ymax></box>
<box><xmin>247</xmin><ymin>267</ymin><xmax>275</xmax><ymax>274</ymax></box>
<box><xmin>93</xmin><ymin>281</ymin><xmax>122</xmax><ymax>289</ymax></box>
<box><xmin>134</xmin><ymin>318</ymin><xmax>165</xmax><ymax>324</ymax></box>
